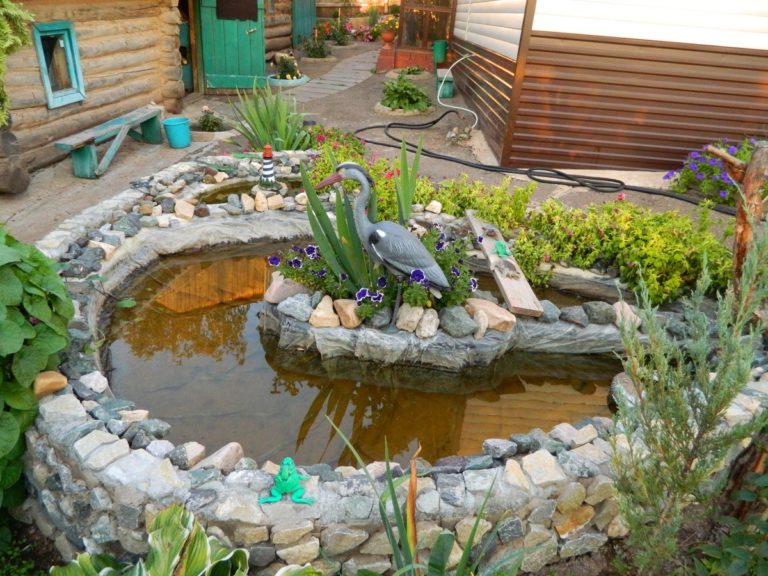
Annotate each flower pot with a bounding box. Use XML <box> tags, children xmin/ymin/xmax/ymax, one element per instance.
<box><xmin>380</xmin><ymin>30</ymin><xmax>396</xmax><ymax>48</ymax></box>
<box><xmin>267</xmin><ymin>74</ymin><xmax>310</xmax><ymax>88</ymax></box>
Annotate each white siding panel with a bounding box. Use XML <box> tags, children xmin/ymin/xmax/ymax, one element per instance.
<box><xmin>454</xmin><ymin>0</ymin><xmax>526</xmax><ymax>59</ymax></box>
<box><xmin>533</xmin><ymin>0</ymin><xmax>768</xmax><ymax>50</ymax></box>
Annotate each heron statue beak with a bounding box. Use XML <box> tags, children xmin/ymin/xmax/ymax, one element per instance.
<box><xmin>315</xmin><ymin>172</ymin><xmax>343</xmax><ymax>189</ymax></box>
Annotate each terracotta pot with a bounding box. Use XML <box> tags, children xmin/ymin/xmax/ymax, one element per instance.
<box><xmin>380</xmin><ymin>30</ymin><xmax>396</xmax><ymax>47</ymax></box>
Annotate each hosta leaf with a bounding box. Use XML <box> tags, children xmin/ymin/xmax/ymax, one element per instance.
<box><xmin>11</xmin><ymin>408</ymin><xmax>37</xmax><ymax>433</ymax></box>
<box><xmin>34</xmin><ymin>323</ymin><xmax>68</xmax><ymax>354</ymax></box>
<box><xmin>0</xmin><ymin>267</ymin><xmax>23</xmax><ymax>305</ymax></box>
<box><xmin>0</xmin><ymin>381</ymin><xmax>37</xmax><ymax>410</ymax></box>
<box><xmin>0</xmin><ymin>412</ymin><xmax>21</xmax><ymax>460</ymax></box>
<box><xmin>0</xmin><ymin>302</ymin><xmax>6</xmax><ymax>322</ymax></box>
<box><xmin>0</xmin><ymin>458</ymin><xmax>22</xmax><ymax>490</ymax></box>
<box><xmin>0</xmin><ymin>244</ymin><xmax>21</xmax><ymax>267</ymax></box>
<box><xmin>23</xmin><ymin>292</ymin><xmax>52</xmax><ymax>323</ymax></box>
<box><xmin>0</xmin><ymin>320</ymin><xmax>26</xmax><ymax>356</ymax></box>
<box><xmin>12</xmin><ymin>343</ymin><xmax>49</xmax><ymax>386</ymax></box>
<box><xmin>174</xmin><ymin>522</ymin><xmax>209</xmax><ymax>576</ymax></box>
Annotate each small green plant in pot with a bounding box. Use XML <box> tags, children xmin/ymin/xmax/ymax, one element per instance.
<box><xmin>381</xmin><ymin>73</ymin><xmax>431</xmax><ymax>112</ymax></box>
<box><xmin>0</xmin><ymin>228</ymin><xmax>73</xmax><ymax>509</ymax></box>
<box><xmin>302</xmin><ymin>36</ymin><xmax>330</xmax><ymax>59</ymax></box>
<box><xmin>196</xmin><ymin>105</ymin><xmax>225</xmax><ymax>132</ymax></box>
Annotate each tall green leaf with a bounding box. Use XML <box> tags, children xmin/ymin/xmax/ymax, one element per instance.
<box><xmin>0</xmin><ymin>412</ymin><xmax>20</xmax><ymax>459</ymax></box>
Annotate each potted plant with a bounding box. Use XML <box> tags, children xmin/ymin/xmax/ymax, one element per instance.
<box><xmin>374</xmin><ymin>15</ymin><xmax>399</xmax><ymax>47</ymax></box>
<box><xmin>267</xmin><ymin>53</ymin><xmax>309</xmax><ymax>87</ymax></box>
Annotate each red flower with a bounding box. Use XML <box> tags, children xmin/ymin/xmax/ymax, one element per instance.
<box><xmin>617</xmin><ymin>192</ymin><xmax>626</xmax><ymax>201</ymax></box>
<box><xmin>384</xmin><ymin>171</ymin><xmax>394</xmax><ymax>179</ymax></box>
<box><xmin>317</xmin><ymin>134</ymin><xmax>326</xmax><ymax>143</ymax></box>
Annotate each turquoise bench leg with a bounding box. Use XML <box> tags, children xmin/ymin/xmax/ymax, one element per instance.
<box><xmin>70</xmin><ymin>145</ymin><xmax>98</xmax><ymax>179</ymax></box>
<box><xmin>140</xmin><ymin>115</ymin><xmax>163</xmax><ymax>144</ymax></box>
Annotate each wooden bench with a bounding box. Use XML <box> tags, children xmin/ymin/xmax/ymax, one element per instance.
<box><xmin>54</xmin><ymin>105</ymin><xmax>164</xmax><ymax>179</ymax></box>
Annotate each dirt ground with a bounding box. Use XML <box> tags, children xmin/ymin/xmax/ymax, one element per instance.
<box><xmin>0</xmin><ymin>41</ymin><xmax>729</xmax><ymax>242</ymax></box>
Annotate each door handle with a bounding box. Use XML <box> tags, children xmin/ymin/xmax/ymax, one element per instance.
<box><xmin>246</xmin><ymin>27</ymin><xmax>258</xmax><ymax>35</ymax></box>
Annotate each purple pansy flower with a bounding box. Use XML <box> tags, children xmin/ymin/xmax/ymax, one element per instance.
<box><xmin>305</xmin><ymin>245</ymin><xmax>319</xmax><ymax>260</ymax></box>
<box><xmin>451</xmin><ymin>266</ymin><xmax>460</xmax><ymax>277</ymax></box>
<box><xmin>475</xmin><ymin>235</ymin><xmax>484</xmax><ymax>245</ymax></box>
<box><xmin>356</xmin><ymin>287</ymin><xmax>370</xmax><ymax>303</ymax></box>
<box><xmin>377</xmin><ymin>276</ymin><xmax>387</xmax><ymax>289</ymax></box>
<box><xmin>289</xmin><ymin>258</ymin><xmax>302</xmax><ymax>269</ymax></box>
<box><xmin>370</xmin><ymin>291</ymin><xmax>384</xmax><ymax>303</ymax></box>
<box><xmin>267</xmin><ymin>255</ymin><xmax>281</xmax><ymax>266</ymax></box>
<box><xmin>469</xmin><ymin>277</ymin><xmax>478</xmax><ymax>292</ymax></box>
<box><xmin>410</xmin><ymin>269</ymin><xmax>425</xmax><ymax>283</ymax></box>
<box><xmin>435</xmin><ymin>241</ymin><xmax>446</xmax><ymax>251</ymax></box>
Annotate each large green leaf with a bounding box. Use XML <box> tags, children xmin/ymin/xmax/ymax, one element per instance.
<box><xmin>0</xmin><ymin>458</ymin><xmax>22</xmax><ymax>490</ymax></box>
<box><xmin>11</xmin><ymin>408</ymin><xmax>37</xmax><ymax>434</ymax></box>
<box><xmin>144</xmin><ymin>504</ymin><xmax>193</xmax><ymax>576</ymax></box>
<box><xmin>0</xmin><ymin>319</ymin><xmax>26</xmax><ymax>356</ymax></box>
<box><xmin>33</xmin><ymin>323</ymin><xmax>69</xmax><ymax>354</ymax></box>
<box><xmin>0</xmin><ymin>267</ymin><xmax>23</xmax><ymax>305</ymax></box>
<box><xmin>0</xmin><ymin>302</ymin><xmax>6</xmax><ymax>322</ymax></box>
<box><xmin>175</xmin><ymin>522</ymin><xmax>209</xmax><ymax>576</ymax></box>
<box><xmin>22</xmin><ymin>292</ymin><xmax>52</xmax><ymax>323</ymax></box>
<box><xmin>12</xmin><ymin>342</ymin><xmax>49</xmax><ymax>386</ymax></box>
<box><xmin>0</xmin><ymin>381</ymin><xmax>37</xmax><ymax>410</ymax></box>
<box><xmin>0</xmin><ymin>244</ymin><xmax>21</xmax><ymax>267</ymax></box>
<box><xmin>0</xmin><ymin>412</ymin><xmax>20</xmax><ymax>459</ymax></box>
<box><xmin>427</xmin><ymin>531</ymin><xmax>454</xmax><ymax>576</ymax></box>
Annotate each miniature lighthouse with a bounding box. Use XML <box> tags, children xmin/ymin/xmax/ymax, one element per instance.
<box><xmin>260</xmin><ymin>144</ymin><xmax>276</xmax><ymax>187</ymax></box>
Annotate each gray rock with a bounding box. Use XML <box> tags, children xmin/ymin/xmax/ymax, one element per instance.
<box><xmin>521</xmin><ymin>537</ymin><xmax>558</xmax><ymax>573</ymax></box>
<box><xmin>433</xmin><ymin>455</ymin><xmax>466</xmax><ymax>473</ymax></box>
<box><xmin>302</xmin><ymin>463</ymin><xmax>340</xmax><ymax>482</ymax></box>
<box><xmin>342</xmin><ymin>555</ymin><xmax>391</xmax><ymax>576</ymax></box>
<box><xmin>439</xmin><ymin>306</ymin><xmax>477</xmax><ymax>338</ymax></box>
<box><xmin>278</xmin><ymin>293</ymin><xmax>314</xmax><ymax>322</ymax></box>
<box><xmin>90</xmin><ymin>515</ymin><xmax>117</xmax><ymax>544</ymax></box>
<box><xmin>112</xmin><ymin>214</ymin><xmax>142</xmax><ymax>237</ymax></box>
<box><xmin>320</xmin><ymin>526</ymin><xmax>369</xmax><ymax>555</ymax></box>
<box><xmin>538</xmin><ymin>300</ymin><xmax>561</xmax><ymax>323</ymax></box>
<box><xmin>146</xmin><ymin>439</ymin><xmax>175</xmax><ymax>458</ymax></box>
<box><xmin>497</xmin><ymin>516</ymin><xmax>524</xmax><ymax>544</ymax></box>
<box><xmin>464</xmin><ymin>454</ymin><xmax>494</xmax><ymax>470</ymax></box>
<box><xmin>343</xmin><ymin>495</ymin><xmax>374</xmax><ymax>519</ymax></box>
<box><xmin>463</xmin><ymin>469</ymin><xmax>497</xmax><ymax>492</ymax></box>
<box><xmin>482</xmin><ymin>439</ymin><xmax>517</xmax><ymax>459</ymax></box>
<box><xmin>133</xmin><ymin>418</ymin><xmax>171</xmax><ymax>439</ymax></box>
<box><xmin>436</xmin><ymin>473</ymin><xmax>465</xmax><ymax>506</ymax></box>
<box><xmin>559</xmin><ymin>531</ymin><xmax>609</xmax><ymax>559</ymax></box>
<box><xmin>583</xmin><ymin>301</ymin><xmax>617</xmax><ymax>325</ymax></box>
<box><xmin>557</xmin><ymin>450</ymin><xmax>600</xmax><ymax>478</ymax></box>
<box><xmin>222</xmin><ymin>204</ymin><xmax>243</xmax><ymax>216</ymax></box>
<box><xmin>227</xmin><ymin>194</ymin><xmax>243</xmax><ymax>209</ymax></box>
<box><xmin>107</xmin><ymin>419</ymin><xmax>129</xmax><ymax>436</ymax></box>
<box><xmin>139</xmin><ymin>216</ymin><xmax>159</xmax><ymax>228</ymax></box>
<box><xmin>71</xmin><ymin>379</ymin><xmax>100</xmax><ymax>401</ymax></box>
<box><xmin>560</xmin><ymin>305</ymin><xmax>589</xmax><ymax>327</ymax></box>
<box><xmin>248</xmin><ymin>544</ymin><xmax>277</xmax><ymax>568</ymax></box>
<box><xmin>369</xmin><ymin>307</ymin><xmax>392</xmax><ymax>329</ymax></box>
<box><xmin>188</xmin><ymin>468</ymin><xmax>221</xmax><ymax>488</ymax></box>
<box><xmin>529</xmin><ymin>428</ymin><xmax>567</xmax><ymax>455</ymax></box>
<box><xmin>90</xmin><ymin>487</ymin><xmax>112</xmax><ymax>511</ymax></box>
<box><xmin>59</xmin><ymin>421</ymin><xmax>106</xmax><ymax>449</ymax></box>
<box><xmin>234</xmin><ymin>457</ymin><xmax>259</xmax><ymax>471</ymax></box>
<box><xmin>160</xmin><ymin>198</ymin><xmax>175</xmax><ymax>213</ymax></box>
<box><xmin>130</xmin><ymin>429</ymin><xmax>153</xmax><ymax>450</ymax></box>
<box><xmin>509</xmin><ymin>433</ymin><xmax>540</xmax><ymax>454</ymax></box>
<box><xmin>472</xmin><ymin>289</ymin><xmax>499</xmax><ymax>304</ymax></box>
<box><xmin>117</xmin><ymin>504</ymin><xmax>142</xmax><ymax>529</ymax></box>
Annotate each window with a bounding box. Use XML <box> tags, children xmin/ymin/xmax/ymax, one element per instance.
<box><xmin>399</xmin><ymin>0</ymin><xmax>455</xmax><ymax>50</ymax></box>
<box><xmin>32</xmin><ymin>21</ymin><xmax>85</xmax><ymax>109</ymax></box>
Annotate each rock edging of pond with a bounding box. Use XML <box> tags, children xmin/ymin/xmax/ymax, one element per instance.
<box><xmin>20</xmin><ymin>153</ymin><xmax>768</xmax><ymax>574</ymax></box>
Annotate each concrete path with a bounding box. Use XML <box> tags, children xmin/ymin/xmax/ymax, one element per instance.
<box><xmin>288</xmin><ymin>49</ymin><xmax>380</xmax><ymax>103</ymax></box>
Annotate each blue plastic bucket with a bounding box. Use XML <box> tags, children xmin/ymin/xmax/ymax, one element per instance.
<box><xmin>163</xmin><ymin>117</ymin><xmax>191</xmax><ymax>149</ymax></box>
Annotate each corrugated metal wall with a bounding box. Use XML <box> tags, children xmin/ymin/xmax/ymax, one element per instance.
<box><xmin>502</xmin><ymin>32</ymin><xmax>768</xmax><ymax>170</ymax></box>
<box><xmin>452</xmin><ymin>38</ymin><xmax>517</xmax><ymax>159</ymax></box>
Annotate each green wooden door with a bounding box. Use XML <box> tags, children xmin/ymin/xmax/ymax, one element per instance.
<box><xmin>292</xmin><ymin>0</ymin><xmax>317</xmax><ymax>46</ymax></box>
<box><xmin>198</xmin><ymin>0</ymin><xmax>266</xmax><ymax>90</ymax></box>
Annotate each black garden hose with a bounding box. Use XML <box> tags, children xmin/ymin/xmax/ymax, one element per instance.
<box><xmin>353</xmin><ymin>111</ymin><xmax>740</xmax><ymax>217</ymax></box>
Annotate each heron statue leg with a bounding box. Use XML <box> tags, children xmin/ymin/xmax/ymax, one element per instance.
<box><xmin>390</xmin><ymin>284</ymin><xmax>403</xmax><ymax>328</ymax></box>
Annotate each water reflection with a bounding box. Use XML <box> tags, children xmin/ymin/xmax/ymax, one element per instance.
<box><xmin>107</xmin><ymin>245</ymin><xmax>620</xmax><ymax>466</ymax></box>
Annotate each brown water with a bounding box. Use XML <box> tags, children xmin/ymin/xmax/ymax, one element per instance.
<box><xmin>107</xmin><ymin>244</ymin><xmax>619</xmax><ymax>466</ymax></box>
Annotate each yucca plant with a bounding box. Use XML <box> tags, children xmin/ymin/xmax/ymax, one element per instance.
<box><xmin>328</xmin><ymin>417</ymin><xmax>524</xmax><ymax>576</ymax></box>
<box><xmin>231</xmin><ymin>82</ymin><xmax>310</xmax><ymax>151</ymax></box>
<box><xmin>50</xmin><ymin>504</ymin><xmax>249</xmax><ymax>576</ymax></box>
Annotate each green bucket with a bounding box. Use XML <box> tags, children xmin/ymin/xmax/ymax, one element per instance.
<box><xmin>433</xmin><ymin>40</ymin><xmax>447</xmax><ymax>64</ymax></box>
<box><xmin>436</xmin><ymin>74</ymin><xmax>454</xmax><ymax>98</ymax></box>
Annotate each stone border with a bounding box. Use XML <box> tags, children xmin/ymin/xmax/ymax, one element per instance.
<box><xmin>374</xmin><ymin>102</ymin><xmax>436</xmax><ymax>117</ymax></box>
<box><xmin>20</xmin><ymin>153</ymin><xmax>768</xmax><ymax>574</ymax></box>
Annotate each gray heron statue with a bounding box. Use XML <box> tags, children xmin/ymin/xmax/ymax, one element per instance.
<box><xmin>316</xmin><ymin>162</ymin><xmax>450</xmax><ymax>318</ymax></box>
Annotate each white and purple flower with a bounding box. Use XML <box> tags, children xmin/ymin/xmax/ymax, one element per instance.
<box><xmin>469</xmin><ymin>277</ymin><xmax>478</xmax><ymax>292</ymax></box>
<box><xmin>267</xmin><ymin>255</ymin><xmax>281</xmax><ymax>266</ymax></box>
<box><xmin>355</xmin><ymin>287</ymin><xmax>370</xmax><ymax>303</ymax></box>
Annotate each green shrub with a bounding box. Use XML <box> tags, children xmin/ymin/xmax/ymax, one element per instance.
<box><xmin>302</xmin><ymin>36</ymin><xmax>330</xmax><ymax>58</ymax></box>
<box><xmin>231</xmin><ymin>83</ymin><xmax>310</xmax><ymax>151</ymax></box>
<box><xmin>381</xmin><ymin>74</ymin><xmax>430</xmax><ymax>112</ymax></box>
<box><xmin>0</xmin><ymin>1</ymin><xmax>33</xmax><ymax>128</ymax></box>
<box><xmin>612</xmin><ymin>222</ymin><xmax>768</xmax><ymax>575</ymax></box>
<box><xmin>666</xmin><ymin>137</ymin><xmax>768</xmax><ymax>206</ymax></box>
<box><xmin>50</xmin><ymin>504</ymin><xmax>249</xmax><ymax>575</ymax></box>
<box><xmin>513</xmin><ymin>199</ymin><xmax>732</xmax><ymax>303</ymax></box>
<box><xmin>196</xmin><ymin>106</ymin><xmax>225</xmax><ymax>132</ymax></box>
<box><xmin>0</xmin><ymin>228</ymin><xmax>73</xmax><ymax>509</ymax></box>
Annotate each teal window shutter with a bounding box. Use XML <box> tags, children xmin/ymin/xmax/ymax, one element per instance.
<box><xmin>32</xmin><ymin>21</ymin><xmax>86</xmax><ymax>109</ymax></box>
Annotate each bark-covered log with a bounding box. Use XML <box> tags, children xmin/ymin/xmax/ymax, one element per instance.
<box><xmin>265</xmin><ymin>36</ymin><xmax>293</xmax><ymax>52</ymax></box>
<box><xmin>265</xmin><ymin>24</ymin><xmax>292</xmax><ymax>39</ymax></box>
<box><xmin>0</xmin><ymin>156</ymin><xmax>31</xmax><ymax>195</ymax></box>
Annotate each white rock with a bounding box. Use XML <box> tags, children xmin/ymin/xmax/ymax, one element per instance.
<box><xmin>425</xmin><ymin>200</ymin><xmax>442</xmax><ymax>214</ymax></box>
<box><xmin>309</xmin><ymin>295</ymin><xmax>340</xmax><ymax>328</ymax></box>
<box><xmin>295</xmin><ymin>192</ymin><xmax>308</xmax><ymax>206</ymax></box>
<box><xmin>521</xmin><ymin>449</ymin><xmax>567</xmax><ymax>487</ymax></box>
<box><xmin>80</xmin><ymin>371</ymin><xmax>108</xmax><ymax>394</ymax></box>
<box><xmin>415</xmin><ymin>308</ymin><xmax>439</xmax><ymax>338</ymax></box>
<box><xmin>473</xmin><ymin>309</ymin><xmax>488</xmax><ymax>340</ymax></box>
<box><xmin>241</xmin><ymin>193</ymin><xmax>255</xmax><ymax>213</ymax></box>
<box><xmin>193</xmin><ymin>442</ymin><xmax>244</xmax><ymax>473</ymax></box>
<box><xmin>255</xmin><ymin>191</ymin><xmax>268</xmax><ymax>212</ymax></box>
<box><xmin>396</xmin><ymin>303</ymin><xmax>424</xmax><ymax>332</ymax></box>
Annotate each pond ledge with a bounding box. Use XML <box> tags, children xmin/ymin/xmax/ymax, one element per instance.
<box><xmin>17</xmin><ymin>155</ymin><xmax>768</xmax><ymax>573</ymax></box>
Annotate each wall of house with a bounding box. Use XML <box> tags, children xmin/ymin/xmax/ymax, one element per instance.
<box><xmin>4</xmin><ymin>0</ymin><xmax>184</xmax><ymax>173</ymax></box>
<box><xmin>502</xmin><ymin>32</ymin><xmax>768</xmax><ymax>170</ymax></box>
<box><xmin>265</xmin><ymin>0</ymin><xmax>293</xmax><ymax>58</ymax></box>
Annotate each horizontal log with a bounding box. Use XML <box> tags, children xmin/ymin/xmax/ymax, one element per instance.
<box><xmin>84</xmin><ymin>47</ymin><xmax>159</xmax><ymax>75</ymax></box>
<box><xmin>265</xmin><ymin>24</ymin><xmax>292</xmax><ymax>39</ymax></box>
<box><xmin>4</xmin><ymin>70</ymin><xmax>43</xmax><ymax>88</ymax></box>
<box><xmin>8</xmin><ymin>88</ymin><xmax>47</xmax><ymax>110</ymax></box>
<box><xmin>265</xmin><ymin>14</ymin><xmax>291</xmax><ymax>26</ymax></box>
<box><xmin>30</xmin><ymin>3</ymin><xmax>161</xmax><ymax>23</ymax></box>
<box><xmin>6</xmin><ymin>47</ymin><xmax>41</xmax><ymax>69</ymax></box>
<box><xmin>78</xmin><ymin>32</ymin><xmax>158</xmax><ymax>59</ymax></box>
<box><xmin>75</xmin><ymin>17</ymin><xmax>159</xmax><ymax>40</ymax></box>
<box><xmin>265</xmin><ymin>37</ymin><xmax>293</xmax><ymax>52</ymax></box>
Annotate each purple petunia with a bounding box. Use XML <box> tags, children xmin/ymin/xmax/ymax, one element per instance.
<box><xmin>267</xmin><ymin>255</ymin><xmax>281</xmax><ymax>266</ymax></box>
<box><xmin>340</xmin><ymin>272</ymin><xmax>348</xmax><ymax>281</ymax></box>
<box><xmin>356</xmin><ymin>288</ymin><xmax>369</xmax><ymax>303</ymax></box>
<box><xmin>289</xmin><ymin>258</ymin><xmax>302</xmax><ymax>269</ymax></box>
<box><xmin>377</xmin><ymin>276</ymin><xmax>387</xmax><ymax>289</ymax></box>
<box><xmin>728</xmin><ymin>145</ymin><xmax>738</xmax><ymax>155</ymax></box>
<box><xmin>469</xmin><ymin>277</ymin><xmax>478</xmax><ymax>292</ymax></box>
<box><xmin>370</xmin><ymin>290</ymin><xmax>384</xmax><ymax>303</ymax></box>
<box><xmin>719</xmin><ymin>190</ymin><xmax>728</xmax><ymax>198</ymax></box>
<box><xmin>438</xmin><ymin>232</ymin><xmax>447</xmax><ymax>241</ymax></box>
<box><xmin>291</xmin><ymin>245</ymin><xmax>304</xmax><ymax>254</ymax></box>
<box><xmin>305</xmin><ymin>245</ymin><xmax>319</xmax><ymax>260</ymax></box>
<box><xmin>475</xmin><ymin>235</ymin><xmax>484</xmax><ymax>245</ymax></box>
<box><xmin>410</xmin><ymin>269</ymin><xmax>425</xmax><ymax>283</ymax></box>
<box><xmin>435</xmin><ymin>241</ymin><xmax>446</xmax><ymax>251</ymax></box>
<box><xmin>451</xmin><ymin>266</ymin><xmax>460</xmax><ymax>277</ymax></box>
<box><xmin>663</xmin><ymin>170</ymin><xmax>677</xmax><ymax>180</ymax></box>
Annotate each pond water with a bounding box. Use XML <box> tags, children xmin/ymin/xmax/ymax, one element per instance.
<box><xmin>106</xmin><ymin>244</ymin><xmax>619</xmax><ymax>467</ymax></box>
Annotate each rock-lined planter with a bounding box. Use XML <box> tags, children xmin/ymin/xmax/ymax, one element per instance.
<box><xmin>20</xmin><ymin>152</ymin><xmax>768</xmax><ymax>574</ymax></box>
<box><xmin>268</xmin><ymin>74</ymin><xmax>310</xmax><ymax>88</ymax></box>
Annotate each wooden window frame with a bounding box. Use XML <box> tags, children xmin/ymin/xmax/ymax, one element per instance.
<box><xmin>398</xmin><ymin>0</ymin><xmax>456</xmax><ymax>50</ymax></box>
<box><xmin>32</xmin><ymin>21</ymin><xmax>86</xmax><ymax>109</ymax></box>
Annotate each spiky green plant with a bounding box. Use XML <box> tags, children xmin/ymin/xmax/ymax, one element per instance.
<box><xmin>0</xmin><ymin>1</ymin><xmax>33</xmax><ymax>128</ymax></box>
<box><xmin>394</xmin><ymin>137</ymin><xmax>422</xmax><ymax>225</ymax></box>
<box><xmin>50</xmin><ymin>504</ymin><xmax>249</xmax><ymax>576</ymax></box>
<box><xmin>231</xmin><ymin>83</ymin><xmax>310</xmax><ymax>151</ymax></box>
<box><xmin>612</xmin><ymin>219</ymin><xmax>768</xmax><ymax>575</ymax></box>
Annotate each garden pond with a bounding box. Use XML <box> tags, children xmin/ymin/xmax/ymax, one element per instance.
<box><xmin>105</xmin><ymin>243</ymin><xmax>620</xmax><ymax>467</ymax></box>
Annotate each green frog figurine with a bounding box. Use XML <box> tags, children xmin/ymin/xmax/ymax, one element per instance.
<box><xmin>259</xmin><ymin>457</ymin><xmax>315</xmax><ymax>504</ymax></box>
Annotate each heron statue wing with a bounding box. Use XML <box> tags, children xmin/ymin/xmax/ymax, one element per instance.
<box><xmin>369</xmin><ymin>221</ymin><xmax>450</xmax><ymax>288</ymax></box>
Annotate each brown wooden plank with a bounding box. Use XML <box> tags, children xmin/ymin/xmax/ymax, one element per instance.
<box><xmin>465</xmin><ymin>209</ymin><xmax>543</xmax><ymax>318</ymax></box>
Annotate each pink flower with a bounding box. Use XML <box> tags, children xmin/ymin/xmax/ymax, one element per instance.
<box><xmin>316</xmin><ymin>134</ymin><xmax>326</xmax><ymax>143</ymax></box>
<box><xmin>201</xmin><ymin>105</ymin><xmax>211</xmax><ymax>113</ymax></box>
<box><xmin>617</xmin><ymin>192</ymin><xmax>626</xmax><ymax>201</ymax></box>
<box><xmin>384</xmin><ymin>171</ymin><xmax>394</xmax><ymax>179</ymax></box>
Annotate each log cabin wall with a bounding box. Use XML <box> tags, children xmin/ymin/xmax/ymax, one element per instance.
<box><xmin>4</xmin><ymin>0</ymin><xmax>184</xmax><ymax>172</ymax></box>
<box><xmin>502</xmin><ymin>33</ymin><xmax>768</xmax><ymax>170</ymax></box>
<box><xmin>265</xmin><ymin>0</ymin><xmax>293</xmax><ymax>58</ymax></box>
